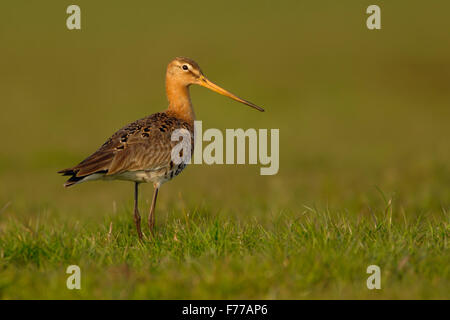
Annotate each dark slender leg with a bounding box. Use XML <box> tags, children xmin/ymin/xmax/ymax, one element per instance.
<box><xmin>134</xmin><ymin>182</ymin><xmax>144</xmax><ymax>241</ymax></box>
<box><xmin>148</xmin><ymin>186</ymin><xmax>159</xmax><ymax>233</ymax></box>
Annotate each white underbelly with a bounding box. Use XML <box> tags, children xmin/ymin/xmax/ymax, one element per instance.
<box><xmin>78</xmin><ymin>163</ymin><xmax>187</xmax><ymax>187</ymax></box>
<box><xmin>105</xmin><ymin>169</ymin><xmax>168</xmax><ymax>184</ymax></box>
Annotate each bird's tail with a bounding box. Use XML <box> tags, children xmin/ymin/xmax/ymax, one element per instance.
<box><xmin>57</xmin><ymin>168</ymin><xmax>85</xmax><ymax>187</ymax></box>
<box><xmin>58</xmin><ymin>167</ymin><xmax>108</xmax><ymax>187</ymax></box>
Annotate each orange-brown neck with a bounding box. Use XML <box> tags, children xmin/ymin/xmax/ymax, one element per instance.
<box><xmin>166</xmin><ymin>78</ymin><xmax>195</xmax><ymax>124</ymax></box>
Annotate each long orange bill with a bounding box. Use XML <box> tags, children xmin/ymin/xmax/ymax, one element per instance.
<box><xmin>197</xmin><ymin>75</ymin><xmax>264</xmax><ymax>112</ymax></box>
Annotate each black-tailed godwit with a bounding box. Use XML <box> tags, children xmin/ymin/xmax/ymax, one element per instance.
<box><xmin>58</xmin><ymin>57</ymin><xmax>264</xmax><ymax>240</ymax></box>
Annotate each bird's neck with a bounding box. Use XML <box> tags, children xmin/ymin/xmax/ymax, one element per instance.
<box><xmin>166</xmin><ymin>81</ymin><xmax>195</xmax><ymax>124</ymax></box>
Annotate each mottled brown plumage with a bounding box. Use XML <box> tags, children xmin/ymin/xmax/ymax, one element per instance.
<box><xmin>58</xmin><ymin>57</ymin><xmax>264</xmax><ymax>241</ymax></box>
<box><xmin>58</xmin><ymin>113</ymin><xmax>193</xmax><ymax>187</ymax></box>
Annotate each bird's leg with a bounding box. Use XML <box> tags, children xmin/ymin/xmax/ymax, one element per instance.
<box><xmin>148</xmin><ymin>185</ymin><xmax>159</xmax><ymax>234</ymax></box>
<box><xmin>134</xmin><ymin>182</ymin><xmax>144</xmax><ymax>241</ymax></box>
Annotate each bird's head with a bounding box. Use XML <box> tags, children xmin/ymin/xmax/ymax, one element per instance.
<box><xmin>166</xmin><ymin>57</ymin><xmax>264</xmax><ymax>112</ymax></box>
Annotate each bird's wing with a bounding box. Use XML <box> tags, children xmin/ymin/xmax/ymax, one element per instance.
<box><xmin>58</xmin><ymin>113</ymin><xmax>193</xmax><ymax>179</ymax></box>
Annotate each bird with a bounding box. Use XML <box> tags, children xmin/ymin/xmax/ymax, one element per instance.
<box><xmin>58</xmin><ymin>57</ymin><xmax>264</xmax><ymax>241</ymax></box>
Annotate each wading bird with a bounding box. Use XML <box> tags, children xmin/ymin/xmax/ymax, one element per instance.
<box><xmin>58</xmin><ymin>57</ymin><xmax>264</xmax><ymax>241</ymax></box>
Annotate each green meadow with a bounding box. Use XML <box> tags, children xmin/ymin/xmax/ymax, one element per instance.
<box><xmin>0</xmin><ymin>1</ymin><xmax>449</xmax><ymax>299</ymax></box>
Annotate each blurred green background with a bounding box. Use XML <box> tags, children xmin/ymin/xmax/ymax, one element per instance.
<box><xmin>0</xmin><ymin>1</ymin><xmax>449</xmax><ymax>299</ymax></box>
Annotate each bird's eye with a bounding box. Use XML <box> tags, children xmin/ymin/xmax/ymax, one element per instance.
<box><xmin>182</xmin><ymin>65</ymin><xmax>189</xmax><ymax>71</ymax></box>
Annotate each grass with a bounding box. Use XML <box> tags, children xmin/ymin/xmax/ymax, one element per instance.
<box><xmin>0</xmin><ymin>0</ymin><xmax>449</xmax><ymax>299</ymax></box>
<box><xmin>0</xmin><ymin>197</ymin><xmax>448</xmax><ymax>299</ymax></box>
